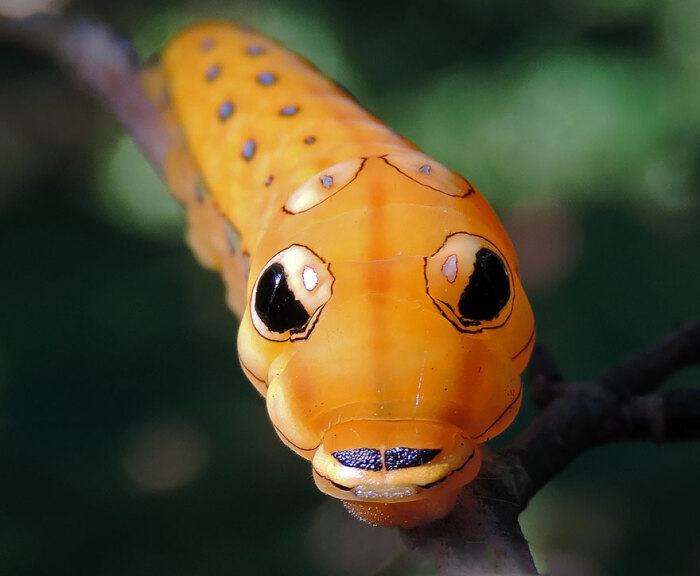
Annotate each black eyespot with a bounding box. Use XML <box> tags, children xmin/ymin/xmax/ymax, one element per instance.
<box><xmin>254</xmin><ymin>263</ymin><xmax>310</xmax><ymax>333</ymax></box>
<box><xmin>251</xmin><ymin>245</ymin><xmax>334</xmax><ymax>341</ymax></box>
<box><xmin>458</xmin><ymin>248</ymin><xmax>510</xmax><ymax>321</ymax></box>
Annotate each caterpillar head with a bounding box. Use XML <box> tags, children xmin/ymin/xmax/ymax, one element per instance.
<box><xmin>237</xmin><ymin>154</ymin><xmax>534</xmax><ymax>526</ymax></box>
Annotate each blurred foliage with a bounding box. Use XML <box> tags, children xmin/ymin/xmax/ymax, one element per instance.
<box><xmin>0</xmin><ymin>0</ymin><xmax>699</xmax><ymax>575</ymax></box>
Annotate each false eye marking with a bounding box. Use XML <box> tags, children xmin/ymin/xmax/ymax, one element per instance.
<box><xmin>250</xmin><ymin>245</ymin><xmax>334</xmax><ymax>342</ymax></box>
<box><xmin>425</xmin><ymin>232</ymin><xmax>514</xmax><ymax>333</ymax></box>
<box><xmin>302</xmin><ymin>266</ymin><xmax>318</xmax><ymax>291</ymax></box>
<box><xmin>381</xmin><ymin>153</ymin><xmax>475</xmax><ymax>198</ymax></box>
<box><xmin>284</xmin><ymin>158</ymin><xmax>367</xmax><ymax>214</ymax></box>
<box><xmin>441</xmin><ymin>254</ymin><xmax>458</xmax><ymax>283</ymax></box>
<box><xmin>459</xmin><ymin>248</ymin><xmax>510</xmax><ymax>321</ymax></box>
<box><xmin>255</xmin><ymin>263</ymin><xmax>310</xmax><ymax>333</ymax></box>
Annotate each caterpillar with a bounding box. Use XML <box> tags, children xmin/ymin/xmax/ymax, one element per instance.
<box><xmin>142</xmin><ymin>22</ymin><xmax>535</xmax><ymax>528</ymax></box>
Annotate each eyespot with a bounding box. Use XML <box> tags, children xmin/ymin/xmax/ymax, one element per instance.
<box><xmin>425</xmin><ymin>233</ymin><xmax>513</xmax><ymax>333</ymax></box>
<box><xmin>251</xmin><ymin>245</ymin><xmax>334</xmax><ymax>341</ymax></box>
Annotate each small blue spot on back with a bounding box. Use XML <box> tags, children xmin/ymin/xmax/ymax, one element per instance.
<box><xmin>206</xmin><ymin>64</ymin><xmax>221</xmax><ymax>82</ymax></box>
<box><xmin>201</xmin><ymin>38</ymin><xmax>215</xmax><ymax>51</ymax></box>
<box><xmin>242</xmin><ymin>139</ymin><xmax>257</xmax><ymax>161</ymax></box>
<box><xmin>265</xmin><ymin>175</ymin><xmax>274</xmax><ymax>186</ymax></box>
<box><xmin>304</xmin><ymin>136</ymin><xmax>316</xmax><ymax>145</ymax></box>
<box><xmin>194</xmin><ymin>179</ymin><xmax>206</xmax><ymax>202</ymax></box>
<box><xmin>280</xmin><ymin>105</ymin><xmax>299</xmax><ymax>117</ymax></box>
<box><xmin>160</xmin><ymin>87</ymin><xmax>171</xmax><ymax>108</ymax></box>
<box><xmin>218</xmin><ymin>101</ymin><xmax>234</xmax><ymax>121</ymax></box>
<box><xmin>419</xmin><ymin>164</ymin><xmax>431</xmax><ymax>175</ymax></box>
<box><xmin>224</xmin><ymin>220</ymin><xmax>241</xmax><ymax>252</ymax></box>
<box><xmin>246</xmin><ymin>44</ymin><xmax>265</xmax><ymax>56</ymax></box>
<box><xmin>256</xmin><ymin>72</ymin><xmax>277</xmax><ymax>86</ymax></box>
<box><xmin>321</xmin><ymin>175</ymin><xmax>333</xmax><ymax>189</ymax></box>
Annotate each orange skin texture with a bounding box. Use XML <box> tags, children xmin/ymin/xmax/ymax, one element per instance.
<box><xmin>150</xmin><ymin>22</ymin><xmax>535</xmax><ymax>527</ymax></box>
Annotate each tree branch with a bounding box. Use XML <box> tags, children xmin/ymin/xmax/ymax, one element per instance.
<box><xmin>605</xmin><ymin>387</ymin><xmax>700</xmax><ymax>443</ymax></box>
<box><xmin>0</xmin><ymin>14</ymin><xmax>169</xmax><ymax>174</ymax></box>
<box><xmin>508</xmin><ymin>322</ymin><xmax>700</xmax><ymax>503</ymax></box>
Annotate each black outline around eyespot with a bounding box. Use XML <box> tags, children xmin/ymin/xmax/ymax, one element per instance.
<box><xmin>469</xmin><ymin>382</ymin><xmax>523</xmax><ymax>441</ymax></box>
<box><xmin>424</xmin><ymin>233</ymin><xmax>516</xmax><ymax>334</ymax></box>
<box><xmin>250</xmin><ymin>244</ymin><xmax>335</xmax><ymax>343</ymax></box>
<box><xmin>380</xmin><ymin>155</ymin><xmax>475</xmax><ymax>198</ymax></box>
<box><xmin>282</xmin><ymin>158</ymin><xmax>367</xmax><ymax>215</ymax></box>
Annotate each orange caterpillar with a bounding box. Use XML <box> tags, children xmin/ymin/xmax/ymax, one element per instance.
<box><xmin>143</xmin><ymin>22</ymin><xmax>535</xmax><ymax>527</ymax></box>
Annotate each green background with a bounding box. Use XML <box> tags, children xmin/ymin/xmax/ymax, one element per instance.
<box><xmin>1</xmin><ymin>0</ymin><xmax>699</xmax><ymax>574</ymax></box>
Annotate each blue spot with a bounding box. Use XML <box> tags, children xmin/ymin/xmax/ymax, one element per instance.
<box><xmin>206</xmin><ymin>64</ymin><xmax>221</xmax><ymax>81</ymax></box>
<box><xmin>321</xmin><ymin>175</ymin><xmax>333</xmax><ymax>189</ymax></box>
<box><xmin>242</xmin><ymin>139</ymin><xmax>257</xmax><ymax>161</ymax></box>
<box><xmin>304</xmin><ymin>136</ymin><xmax>316</xmax><ymax>144</ymax></box>
<box><xmin>256</xmin><ymin>72</ymin><xmax>277</xmax><ymax>86</ymax></box>
<box><xmin>246</xmin><ymin>44</ymin><xmax>265</xmax><ymax>56</ymax></box>
<box><xmin>224</xmin><ymin>220</ymin><xmax>240</xmax><ymax>252</ymax></box>
<box><xmin>419</xmin><ymin>164</ymin><xmax>431</xmax><ymax>175</ymax></box>
<box><xmin>280</xmin><ymin>105</ymin><xmax>299</xmax><ymax>117</ymax></box>
<box><xmin>201</xmin><ymin>38</ymin><xmax>215</xmax><ymax>51</ymax></box>
<box><xmin>160</xmin><ymin>87</ymin><xmax>171</xmax><ymax>107</ymax></box>
<box><xmin>218</xmin><ymin>101</ymin><xmax>234</xmax><ymax>121</ymax></box>
<box><xmin>265</xmin><ymin>175</ymin><xmax>274</xmax><ymax>186</ymax></box>
<box><xmin>194</xmin><ymin>180</ymin><xmax>206</xmax><ymax>202</ymax></box>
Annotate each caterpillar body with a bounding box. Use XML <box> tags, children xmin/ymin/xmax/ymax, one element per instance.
<box><xmin>143</xmin><ymin>22</ymin><xmax>535</xmax><ymax>527</ymax></box>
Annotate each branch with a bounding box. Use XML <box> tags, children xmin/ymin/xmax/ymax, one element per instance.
<box><xmin>605</xmin><ymin>387</ymin><xmax>700</xmax><ymax>443</ymax></box>
<box><xmin>509</xmin><ymin>322</ymin><xmax>700</xmax><ymax>501</ymax></box>
<box><xmin>403</xmin><ymin>454</ymin><xmax>538</xmax><ymax>575</ymax></box>
<box><xmin>0</xmin><ymin>14</ymin><xmax>169</xmax><ymax>174</ymax></box>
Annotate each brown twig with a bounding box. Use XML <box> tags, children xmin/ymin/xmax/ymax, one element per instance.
<box><xmin>0</xmin><ymin>14</ymin><xmax>169</xmax><ymax>174</ymax></box>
